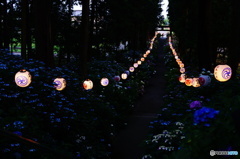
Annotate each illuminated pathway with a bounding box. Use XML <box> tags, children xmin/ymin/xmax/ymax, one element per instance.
<box><xmin>111</xmin><ymin>37</ymin><xmax>167</xmax><ymax>159</ymax></box>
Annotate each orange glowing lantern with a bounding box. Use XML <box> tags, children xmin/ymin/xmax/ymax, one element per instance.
<box><xmin>179</xmin><ymin>74</ymin><xmax>186</xmax><ymax>83</ymax></box>
<box><xmin>83</xmin><ymin>79</ymin><xmax>93</xmax><ymax>90</ymax></box>
<box><xmin>192</xmin><ymin>78</ymin><xmax>200</xmax><ymax>87</ymax></box>
<box><xmin>185</xmin><ymin>78</ymin><xmax>193</xmax><ymax>86</ymax></box>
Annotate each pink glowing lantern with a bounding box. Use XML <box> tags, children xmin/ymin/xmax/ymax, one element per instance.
<box><xmin>83</xmin><ymin>79</ymin><xmax>93</xmax><ymax>90</ymax></box>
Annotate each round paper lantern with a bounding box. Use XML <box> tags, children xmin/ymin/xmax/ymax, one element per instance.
<box><xmin>185</xmin><ymin>78</ymin><xmax>193</xmax><ymax>86</ymax></box>
<box><xmin>121</xmin><ymin>73</ymin><xmax>128</xmax><ymax>80</ymax></box>
<box><xmin>179</xmin><ymin>74</ymin><xmax>186</xmax><ymax>83</ymax></box>
<box><xmin>143</xmin><ymin>54</ymin><xmax>147</xmax><ymax>58</ymax></box>
<box><xmin>146</xmin><ymin>50</ymin><xmax>150</xmax><ymax>55</ymax></box>
<box><xmin>199</xmin><ymin>75</ymin><xmax>211</xmax><ymax>86</ymax></box>
<box><xmin>83</xmin><ymin>79</ymin><xmax>93</xmax><ymax>90</ymax></box>
<box><xmin>113</xmin><ymin>75</ymin><xmax>121</xmax><ymax>82</ymax></box>
<box><xmin>179</xmin><ymin>63</ymin><xmax>184</xmax><ymax>68</ymax></box>
<box><xmin>175</xmin><ymin>56</ymin><xmax>179</xmax><ymax>60</ymax></box>
<box><xmin>180</xmin><ymin>68</ymin><xmax>185</xmax><ymax>73</ymax></box>
<box><xmin>137</xmin><ymin>61</ymin><xmax>142</xmax><ymax>65</ymax></box>
<box><xmin>100</xmin><ymin>78</ymin><xmax>109</xmax><ymax>86</ymax></box>
<box><xmin>141</xmin><ymin>58</ymin><xmax>145</xmax><ymax>62</ymax></box>
<box><xmin>192</xmin><ymin>78</ymin><xmax>200</xmax><ymax>87</ymax></box>
<box><xmin>129</xmin><ymin>67</ymin><xmax>135</xmax><ymax>72</ymax></box>
<box><xmin>214</xmin><ymin>65</ymin><xmax>232</xmax><ymax>82</ymax></box>
<box><xmin>125</xmin><ymin>70</ymin><xmax>130</xmax><ymax>75</ymax></box>
<box><xmin>15</xmin><ymin>69</ymin><xmax>31</xmax><ymax>87</ymax></box>
<box><xmin>133</xmin><ymin>63</ymin><xmax>138</xmax><ymax>68</ymax></box>
<box><xmin>54</xmin><ymin>78</ymin><xmax>66</xmax><ymax>91</ymax></box>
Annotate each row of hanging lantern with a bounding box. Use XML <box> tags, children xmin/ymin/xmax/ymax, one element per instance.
<box><xmin>15</xmin><ymin>34</ymin><xmax>159</xmax><ymax>91</ymax></box>
<box><xmin>168</xmin><ymin>36</ymin><xmax>232</xmax><ymax>87</ymax></box>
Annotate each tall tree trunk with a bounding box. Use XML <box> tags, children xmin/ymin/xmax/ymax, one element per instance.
<box><xmin>27</xmin><ymin>0</ymin><xmax>33</xmax><ymax>59</ymax></box>
<box><xmin>197</xmin><ymin>0</ymin><xmax>212</xmax><ymax>71</ymax></box>
<box><xmin>3</xmin><ymin>0</ymin><xmax>10</xmax><ymax>50</ymax></box>
<box><xmin>80</xmin><ymin>0</ymin><xmax>90</xmax><ymax>78</ymax></box>
<box><xmin>228</xmin><ymin>0</ymin><xmax>240</xmax><ymax>79</ymax></box>
<box><xmin>21</xmin><ymin>0</ymin><xmax>27</xmax><ymax>60</ymax></box>
<box><xmin>34</xmin><ymin>0</ymin><xmax>54</xmax><ymax>67</ymax></box>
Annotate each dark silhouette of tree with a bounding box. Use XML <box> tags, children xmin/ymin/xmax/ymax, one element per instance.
<box><xmin>33</xmin><ymin>0</ymin><xmax>54</xmax><ymax>67</ymax></box>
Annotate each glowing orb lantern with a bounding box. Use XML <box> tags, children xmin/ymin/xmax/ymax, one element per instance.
<box><xmin>180</xmin><ymin>68</ymin><xmax>185</xmax><ymax>73</ymax></box>
<box><xmin>214</xmin><ymin>65</ymin><xmax>232</xmax><ymax>82</ymax></box>
<box><xmin>83</xmin><ymin>79</ymin><xmax>93</xmax><ymax>90</ymax></box>
<box><xmin>185</xmin><ymin>78</ymin><xmax>193</xmax><ymax>86</ymax></box>
<box><xmin>137</xmin><ymin>61</ymin><xmax>142</xmax><ymax>65</ymax></box>
<box><xmin>192</xmin><ymin>78</ymin><xmax>200</xmax><ymax>87</ymax></box>
<box><xmin>15</xmin><ymin>69</ymin><xmax>32</xmax><ymax>87</ymax></box>
<box><xmin>121</xmin><ymin>73</ymin><xmax>128</xmax><ymax>80</ymax></box>
<box><xmin>179</xmin><ymin>63</ymin><xmax>184</xmax><ymax>68</ymax></box>
<box><xmin>175</xmin><ymin>56</ymin><xmax>179</xmax><ymax>60</ymax></box>
<box><xmin>179</xmin><ymin>74</ymin><xmax>186</xmax><ymax>83</ymax></box>
<box><xmin>129</xmin><ymin>67</ymin><xmax>135</xmax><ymax>72</ymax></box>
<box><xmin>199</xmin><ymin>75</ymin><xmax>211</xmax><ymax>86</ymax></box>
<box><xmin>143</xmin><ymin>54</ymin><xmax>147</xmax><ymax>58</ymax></box>
<box><xmin>113</xmin><ymin>76</ymin><xmax>121</xmax><ymax>82</ymax></box>
<box><xmin>146</xmin><ymin>50</ymin><xmax>150</xmax><ymax>55</ymax></box>
<box><xmin>133</xmin><ymin>63</ymin><xmax>138</xmax><ymax>68</ymax></box>
<box><xmin>53</xmin><ymin>78</ymin><xmax>66</xmax><ymax>91</ymax></box>
<box><xmin>100</xmin><ymin>78</ymin><xmax>109</xmax><ymax>86</ymax></box>
<box><xmin>141</xmin><ymin>58</ymin><xmax>145</xmax><ymax>62</ymax></box>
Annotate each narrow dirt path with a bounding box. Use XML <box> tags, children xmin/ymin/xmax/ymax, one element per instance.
<box><xmin>111</xmin><ymin>37</ymin><xmax>167</xmax><ymax>159</ymax></box>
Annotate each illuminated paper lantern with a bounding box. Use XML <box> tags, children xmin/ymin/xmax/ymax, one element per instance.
<box><xmin>143</xmin><ymin>54</ymin><xmax>147</xmax><ymax>58</ymax></box>
<box><xmin>83</xmin><ymin>79</ymin><xmax>93</xmax><ymax>90</ymax></box>
<box><xmin>199</xmin><ymin>75</ymin><xmax>211</xmax><ymax>86</ymax></box>
<box><xmin>15</xmin><ymin>69</ymin><xmax>31</xmax><ymax>87</ymax></box>
<box><xmin>179</xmin><ymin>74</ymin><xmax>186</xmax><ymax>83</ymax></box>
<box><xmin>121</xmin><ymin>73</ymin><xmax>128</xmax><ymax>80</ymax></box>
<box><xmin>185</xmin><ymin>78</ymin><xmax>193</xmax><ymax>86</ymax></box>
<box><xmin>113</xmin><ymin>76</ymin><xmax>121</xmax><ymax>82</ymax></box>
<box><xmin>54</xmin><ymin>78</ymin><xmax>66</xmax><ymax>91</ymax></box>
<box><xmin>175</xmin><ymin>56</ymin><xmax>179</xmax><ymax>60</ymax></box>
<box><xmin>137</xmin><ymin>61</ymin><xmax>142</xmax><ymax>65</ymax></box>
<box><xmin>133</xmin><ymin>63</ymin><xmax>138</xmax><ymax>68</ymax></box>
<box><xmin>179</xmin><ymin>63</ymin><xmax>184</xmax><ymax>68</ymax></box>
<box><xmin>141</xmin><ymin>58</ymin><xmax>145</xmax><ymax>62</ymax></box>
<box><xmin>214</xmin><ymin>65</ymin><xmax>232</xmax><ymax>82</ymax></box>
<box><xmin>180</xmin><ymin>68</ymin><xmax>185</xmax><ymax>73</ymax></box>
<box><xmin>192</xmin><ymin>78</ymin><xmax>200</xmax><ymax>87</ymax></box>
<box><xmin>100</xmin><ymin>78</ymin><xmax>109</xmax><ymax>86</ymax></box>
<box><xmin>146</xmin><ymin>50</ymin><xmax>150</xmax><ymax>55</ymax></box>
<box><xmin>129</xmin><ymin>67</ymin><xmax>135</xmax><ymax>72</ymax></box>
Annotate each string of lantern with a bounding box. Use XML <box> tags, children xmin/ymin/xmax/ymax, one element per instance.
<box><xmin>168</xmin><ymin>36</ymin><xmax>232</xmax><ymax>87</ymax></box>
<box><xmin>15</xmin><ymin>34</ymin><xmax>159</xmax><ymax>90</ymax></box>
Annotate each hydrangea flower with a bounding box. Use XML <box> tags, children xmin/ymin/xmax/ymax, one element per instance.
<box><xmin>189</xmin><ymin>101</ymin><xmax>202</xmax><ymax>109</ymax></box>
<box><xmin>194</xmin><ymin>107</ymin><xmax>220</xmax><ymax>126</ymax></box>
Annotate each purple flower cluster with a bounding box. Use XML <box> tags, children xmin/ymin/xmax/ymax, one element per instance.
<box><xmin>194</xmin><ymin>107</ymin><xmax>220</xmax><ymax>126</ymax></box>
<box><xmin>189</xmin><ymin>101</ymin><xmax>202</xmax><ymax>109</ymax></box>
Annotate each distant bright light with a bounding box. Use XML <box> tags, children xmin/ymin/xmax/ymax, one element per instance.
<box><xmin>161</xmin><ymin>0</ymin><xmax>169</xmax><ymax>19</ymax></box>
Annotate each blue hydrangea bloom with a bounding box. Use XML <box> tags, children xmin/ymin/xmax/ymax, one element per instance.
<box><xmin>194</xmin><ymin>107</ymin><xmax>219</xmax><ymax>126</ymax></box>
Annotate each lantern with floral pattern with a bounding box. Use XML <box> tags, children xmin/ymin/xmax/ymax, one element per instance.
<box><xmin>83</xmin><ymin>79</ymin><xmax>93</xmax><ymax>90</ymax></box>
<box><xmin>15</xmin><ymin>69</ymin><xmax>32</xmax><ymax>87</ymax></box>
<box><xmin>54</xmin><ymin>78</ymin><xmax>66</xmax><ymax>91</ymax></box>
